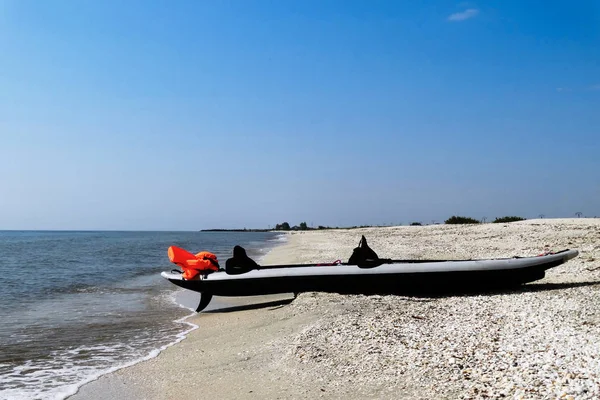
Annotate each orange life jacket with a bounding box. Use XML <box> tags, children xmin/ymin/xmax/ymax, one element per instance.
<box><xmin>168</xmin><ymin>246</ymin><xmax>220</xmax><ymax>280</ymax></box>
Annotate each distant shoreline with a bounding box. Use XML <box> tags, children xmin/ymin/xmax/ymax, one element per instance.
<box><xmin>200</xmin><ymin>225</ymin><xmax>379</xmax><ymax>232</ymax></box>
<box><xmin>199</xmin><ymin>229</ymin><xmax>273</xmax><ymax>232</ymax></box>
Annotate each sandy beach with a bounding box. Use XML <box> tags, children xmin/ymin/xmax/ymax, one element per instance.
<box><xmin>69</xmin><ymin>219</ymin><xmax>600</xmax><ymax>400</ymax></box>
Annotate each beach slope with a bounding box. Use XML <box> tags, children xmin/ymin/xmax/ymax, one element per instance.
<box><xmin>70</xmin><ymin>219</ymin><xmax>600</xmax><ymax>399</ymax></box>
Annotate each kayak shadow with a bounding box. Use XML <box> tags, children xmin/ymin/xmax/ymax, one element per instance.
<box><xmin>516</xmin><ymin>280</ymin><xmax>600</xmax><ymax>293</ymax></box>
<box><xmin>384</xmin><ymin>280</ymin><xmax>600</xmax><ymax>299</ymax></box>
<box><xmin>201</xmin><ymin>281</ymin><xmax>600</xmax><ymax>312</ymax></box>
<box><xmin>204</xmin><ymin>298</ymin><xmax>295</xmax><ymax>313</ymax></box>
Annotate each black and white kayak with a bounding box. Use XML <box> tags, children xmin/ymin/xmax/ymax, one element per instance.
<box><xmin>161</xmin><ymin>236</ymin><xmax>579</xmax><ymax>312</ymax></box>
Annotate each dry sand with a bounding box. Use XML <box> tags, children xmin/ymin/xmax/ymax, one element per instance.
<box><xmin>69</xmin><ymin>218</ymin><xmax>600</xmax><ymax>400</ymax></box>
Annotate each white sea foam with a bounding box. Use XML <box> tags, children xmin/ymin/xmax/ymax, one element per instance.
<box><xmin>0</xmin><ymin>232</ymin><xmax>289</xmax><ymax>400</ymax></box>
<box><xmin>1</xmin><ymin>230</ymin><xmax>285</xmax><ymax>400</ymax></box>
<box><xmin>269</xmin><ymin>234</ymin><xmax>288</xmax><ymax>243</ymax></box>
<box><xmin>0</xmin><ymin>305</ymin><xmax>198</xmax><ymax>400</ymax></box>
<box><xmin>256</xmin><ymin>234</ymin><xmax>288</xmax><ymax>264</ymax></box>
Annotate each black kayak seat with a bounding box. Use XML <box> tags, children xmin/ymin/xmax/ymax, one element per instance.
<box><xmin>348</xmin><ymin>235</ymin><xmax>380</xmax><ymax>266</ymax></box>
<box><xmin>226</xmin><ymin>245</ymin><xmax>260</xmax><ymax>275</ymax></box>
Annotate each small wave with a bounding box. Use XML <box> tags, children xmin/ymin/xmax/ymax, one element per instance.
<box><xmin>268</xmin><ymin>234</ymin><xmax>288</xmax><ymax>243</ymax></box>
<box><xmin>0</xmin><ymin>305</ymin><xmax>198</xmax><ymax>400</ymax></box>
<box><xmin>255</xmin><ymin>235</ymin><xmax>289</xmax><ymax>264</ymax></box>
<box><xmin>0</xmin><ymin>230</ymin><xmax>286</xmax><ymax>400</ymax></box>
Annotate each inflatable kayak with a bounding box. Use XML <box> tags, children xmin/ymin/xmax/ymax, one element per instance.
<box><xmin>161</xmin><ymin>236</ymin><xmax>579</xmax><ymax>312</ymax></box>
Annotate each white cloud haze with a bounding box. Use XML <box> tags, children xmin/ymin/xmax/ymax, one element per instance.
<box><xmin>448</xmin><ymin>8</ymin><xmax>480</xmax><ymax>22</ymax></box>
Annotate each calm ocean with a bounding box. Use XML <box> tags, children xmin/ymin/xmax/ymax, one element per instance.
<box><xmin>0</xmin><ymin>231</ymin><xmax>286</xmax><ymax>400</ymax></box>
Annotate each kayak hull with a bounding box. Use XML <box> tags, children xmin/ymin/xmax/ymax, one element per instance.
<box><xmin>161</xmin><ymin>249</ymin><xmax>578</xmax><ymax>297</ymax></box>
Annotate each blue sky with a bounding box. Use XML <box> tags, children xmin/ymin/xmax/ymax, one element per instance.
<box><xmin>1</xmin><ymin>0</ymin><xmax>598</xmax><ymax>230</ymax></box>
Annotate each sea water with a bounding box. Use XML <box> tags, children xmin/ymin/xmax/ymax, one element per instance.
<box><xmin>0</xmin><ymin>231</ymin><xmax>285</xmax><ymax>400</ymax></box>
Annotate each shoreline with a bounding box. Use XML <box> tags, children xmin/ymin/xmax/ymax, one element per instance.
<box><xmin>66</xmin><ymin>234</ymin><xmax>297</xmax><ymax>400</ymax></box>
<box><xmin>62</xmin><ymin>232</ymin><xmax>291</xmax><ymax>400</ymax></box>
<box><xmin>69</xmin><ymin>219</ymin><xmax>600</xmax><ymax>399</ymax></box>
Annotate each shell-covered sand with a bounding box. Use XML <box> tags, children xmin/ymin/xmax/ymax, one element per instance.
<box><xmin>70</xmin><ymin>219</ymin><xmax>600</xmax><ymax>400</ymax></box>
<box><xmin>264</xmin><ymin>219</ymin><xmax>600</xmax><ymax>399</ymax></box>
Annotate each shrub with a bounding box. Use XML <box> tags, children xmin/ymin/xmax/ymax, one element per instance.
<box><xmin>445</xmin><ymin>216</ymin><xmax>480</xmax><ymax>224</ymax></box>
<box><xmin>493</xmin><ymin>216</ymin><xmax>526</xmax><ymax>223</ymax></box>
<box><xmin>275</xmin><ymin>222</ymin><xmax>290</xmax><ymax>230</ymax></box>
<box><xmin>410</xmin><ymin>222</ymin><xmax>422</xmax><ymax>226</ymax></box>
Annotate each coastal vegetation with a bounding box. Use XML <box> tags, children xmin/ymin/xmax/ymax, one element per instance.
<box><xmin>201</xmin><ymin>223</ymin><xmax>376</xmax><ymax>232</ymax></box>
<box><xmin>274</xmin><ymin>222</ymin><xmax>372</xmax><ymax>231</ymax></box>
<box><xmin>444</xmin><ymin>216</ymin><xmax>480</xmax><ymax>224</ymax></box>
<box><xmin>202</xmin><ymin>214</ymin><xmax>567</xmax><ymax>231</ymax></box>
<box><xmin>275</xmin><ymin>222</ymin><xmax>310</xmax><ymax>231</ymax></box>
<box><xmin>275</xmin><ymin>222</ymin><xmax>291</xmax><ymax>230</ymax></box>
<box><xmin>493</xmin><ymin>216</ymin><xmax>526</xmax><ymax>223</ymax></box>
